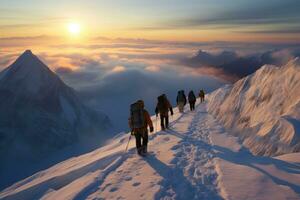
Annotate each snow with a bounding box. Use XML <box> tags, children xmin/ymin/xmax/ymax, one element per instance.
<box><xmin>60</xmin><ymin>95</ymin><xmax>77</xmax><ymax>125</ymax></box>
<box><xmin>1</xmin><ymin>100</ymin><xmax>300</xmax><ymax>200</ymax></box>
<box><xmin>0</xmin><ymin>49</ymin><xmax>59</xmax><ymax>94</ymax></box>
<box><xmin>0</xmin><ymin>67</ymin><xmax>9</xmax><ymax>81</ymax></box>
<box><xmin>207</xmin><ymin>57</ymin><xmax>300</xmax><ymax>156</ymax></box>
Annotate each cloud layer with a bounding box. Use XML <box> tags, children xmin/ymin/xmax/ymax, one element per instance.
<box><xmin>1</xmin><ymin>36</ymin><xmax>299</xmax><ymax>131</ymax></box>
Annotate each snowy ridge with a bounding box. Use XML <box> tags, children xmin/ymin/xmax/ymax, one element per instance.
<box><xmin>1</xmin><ymin>101</ymin><xmax>300</xmax><ymax>200</ymax></box>
<box><xmin>207</xmin><ymin>58</ymin><xmax>300</xmax><ymax>156</ymax></box>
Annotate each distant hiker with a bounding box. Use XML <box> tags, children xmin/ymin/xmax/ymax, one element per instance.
<box><xmin>176</xmin><ymin>90</ymin><xmax>187</xmax><ymax>113</ymax></box>
<box><xmin>199</xmin><ymin>89</ymin><xmax>205</xmax><ymax>103</ymax></box>
<box><xmin>128</xmin><ymin>100</ymin><xmax>154</xmax><ymax>156</ymax></box>
<box><xmin>188</xmin><ymin>90</ymin><xmax>196</xmax><ymax>111</ymax></box>
<box><xmin>155</xmin><ymin>94</ymin><xmax>173</xmax><ymax>130</ymax></box>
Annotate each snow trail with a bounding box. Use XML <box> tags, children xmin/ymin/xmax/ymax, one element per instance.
<box><xmin>84</xmin><ymin>103</ymin><xmax>223</xmax><ymax>200</ymax></box>
<box><xmin>2</xmin><ymin>101</ymin><xmax>300</xmax><ymax>200</ymax></box>
<box><xmin>166</xmin><ymin>105</ymin><xmax>221</xmax><ymax>200</ymax></box>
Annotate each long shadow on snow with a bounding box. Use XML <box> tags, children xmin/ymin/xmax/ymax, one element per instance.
<box><xmin>213</xmin><ymin>145</ymin><xmax>300</xmax><ymax>195</ymax></box>
<box><xmin>0</xmin><ymin>152</ymin><xmax>124</xmax><ymax>200</ymax></box>
<box><xmin>144</xmin><ymin>154</ymin><xmax>196</xmax><ymax>200</ymax></box>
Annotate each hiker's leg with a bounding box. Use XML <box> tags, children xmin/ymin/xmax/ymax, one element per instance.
<box><xmin>178</xmin><ymin>103</ymin><xmax>182</xmax><ymax>112</ymax></box>
<box><xmin>160</xmin><ymin>115</ymin><xmax>165</xmax><ymax>129</ymax></box>
<box><xmin>135</xmin><ymin>132</ymin><xmax>142</xmax><ymax>154</ymax></box>
<box><xmin>142</xmin><ymin>130</ymin><xmax>148</xmax><ymax>153</ymax></box>
<box><xmin>189</xmin><ymin>103</ymin><xmax>192</xmax><ymax>111</ymax></box>
<box><xmin>165</xmin><ymin>115</ymin><xmax>169</xmax><ymax>128</ymax></box>
<box><xmin>180</xmin><ymin>103</ymin><xmax>184</xmax><ymax>112</ymax></box>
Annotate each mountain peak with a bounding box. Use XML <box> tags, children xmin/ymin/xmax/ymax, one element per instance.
<box><xmin>23</xmin><ymin>49</ymin><xmax>33</xmax><ymax>55</ymax></box>
<box><xmin>16</xmin><ymin>49</ymin><xmax>44</xmax><ymax>66</ymax></box>
<box><xmin>0</xmin><ymin>50</ymin><xmax>61</xmax><ymax>94</ymax></box>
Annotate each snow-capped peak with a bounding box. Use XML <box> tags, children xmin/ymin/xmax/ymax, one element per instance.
<box><xmin>0</xmin><ymin>50</ymin><xmax>61</xmax><ymax>94</ymax></box>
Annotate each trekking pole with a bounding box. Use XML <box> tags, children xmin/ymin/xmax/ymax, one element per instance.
<box><xmin>155</xmin><ymin>116</ymin><xmax>158</xmax><ymax>133</ymax></box>
<box><xmin>125</xmin><ymin>133</ymin><xmax>132</xmax><ymax>152</ymax></box>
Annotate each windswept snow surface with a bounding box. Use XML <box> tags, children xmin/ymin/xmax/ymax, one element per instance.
<box><xmin>1</xmin><ymin>101</ymin><xmax>300</xmax><ymax>200</ymax></box>
<box><xmin>208</xmin><ymin>58</ymin><xmax>300</xmax><ymax>156</ymax></box>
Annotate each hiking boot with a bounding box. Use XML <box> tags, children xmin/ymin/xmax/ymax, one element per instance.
<box><xmin>137</xmin><ymin>148</ymin><xmax>143</xmax><ymax>155</ymax></box>
<box><xmin>142</xmin><ymin>146</ymin><xmax>147</xmax><ymax>154</ymax></box>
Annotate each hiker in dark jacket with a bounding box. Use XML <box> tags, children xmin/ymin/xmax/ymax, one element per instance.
<box><xmin>128</xmin><ymin>100</ymin><xmax>153</xmax><ymax>155</ymax></box>
<box><xmin>199</xmin><ymin>89</ymin><xmax>205</xmax><ymax>103</ymax></box>
<box><xmin>176</xmin><ymin>90</ymin><xmax>187</xmax><ymax>113</ymax></box>
<box><xmin>155</xmin><ymin>94</ymin><xmax>173</xmax><ymax>130</ymax></box>
<box><xmin>188</xmin><ymin>90</ymin><xmax>196</xmax><ymax>111</ymax></box>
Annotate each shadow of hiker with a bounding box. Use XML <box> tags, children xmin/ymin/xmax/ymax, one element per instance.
<box><xmin>144</xmin><ymin>154</ymin><xmax>196</xmax><ymax>200</ymax></box>
<box><xmin>213</xmin><ymin>145</ymin><xmax>300</xmax><ymax>195</ymax></box>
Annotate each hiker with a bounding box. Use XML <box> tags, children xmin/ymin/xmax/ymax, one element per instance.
<box><xmin>155</xmin><ymin>94</ymin><xmax>173</xmax><ymax>130</ymax></box>
<box><xmin>199</xmin><ymin>89</ymin><xmax>205</xmax><ymax>103</ymax></box>
<box><xmin>176</xmin><ymin>90</ymin><xmax>187</xmax><ymax>113</ymax></box>
<box><xmin>188</xmin><ymin>90</ymin><xmax>196</xmax><ymax>111</ymax></box>
<box><xmin>128</xmin><ymin>100</ymin><xmax>154</xmax><ymax>156</ymax></box>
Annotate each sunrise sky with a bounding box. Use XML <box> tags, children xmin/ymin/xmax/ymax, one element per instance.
<box><xmin>1</xmin><ymin>0</ymin><xmax>300</xmax><ymax>42</ymax></box>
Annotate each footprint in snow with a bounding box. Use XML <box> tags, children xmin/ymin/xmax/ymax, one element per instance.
<box><xmin>171</xmin><ymin>145</ymin><xmax>180</xmax><ymax>150</ymax></box>
<box><xmin>124</xmin><ymin>176</ymin><xmax>132</xmax><ymax>181</ymax></box>
<box><xmin>132</xmin><ymin>182</ymin><xmax>141</xmax><ymax>187</ymax></box>
<box><xmin>109</xmin><ymin>187</ymin><xmax>119</xmax><ymax>192</ymax></box>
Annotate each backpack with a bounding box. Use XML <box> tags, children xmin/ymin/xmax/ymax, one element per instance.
<box><xmin>130</xmin><ymin>102</ymin><xmax>145</xmax><ymax>129</ymax></box>
<box><xmin>188</xmin><ymin>92</ymin><xmax>196</xmax><ymax>102</ymax></box>
<box><xmin>200</xmin><ymin>90</ymin><xmax>205</xmax><ymax>97</ymax></box>
<box><xmin>177</xmin><ymin>90</ymin><xmax>185</xmax><ymax>103</ymax></box>
<box><xmin>157</xmin><ymin>95</ymin><xmax>169</xmax><ymax>112</ymax></box>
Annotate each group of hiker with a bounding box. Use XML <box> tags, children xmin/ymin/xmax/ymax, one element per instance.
<box><xmin>128</xmin><ymin>89</ymin><xmax>205</xmax><ymax>156</ymax></box>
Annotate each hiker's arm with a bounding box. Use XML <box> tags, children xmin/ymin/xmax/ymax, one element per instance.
<box><xmin>170</xmin><ymin>107</ymin><xmax>173</xmax><ymax>115</ymax></box>
<box><xmin>167</xmin><ymin>100</ymin><xmax>173</xmax><ymax>115</ymax></box>
<box><xmin>144</xmin><ymin>111</ymin><xmax>153</xmax><ymax>129</ymax></box>
<box><xmin>128</xmin><ymin>117</ymin><xmax>133</xmax><ymax>131</ymax></box>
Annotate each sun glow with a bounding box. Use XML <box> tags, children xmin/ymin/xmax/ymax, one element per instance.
<box><xmin>68</xmin><ymin>23</ymin><xmax>81</xmax><ymax>35</ymax></box>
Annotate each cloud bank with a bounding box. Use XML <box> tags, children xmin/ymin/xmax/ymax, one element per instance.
<box><xmin>1</xmin><ymin>36</ymin><xmax>299</xmax><ymax>131</ymax></box>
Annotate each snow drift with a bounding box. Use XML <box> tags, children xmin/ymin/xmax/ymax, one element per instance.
<box><xmin>207</xmin><ymin>57</ymin><xmax>300</xmax><ymax>156</ymax></box>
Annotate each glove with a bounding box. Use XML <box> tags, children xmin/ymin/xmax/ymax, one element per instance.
<box><xmin>150</xmin><ymin>127</ymin><xmax>154</xmax><ymax>133</ymax></box>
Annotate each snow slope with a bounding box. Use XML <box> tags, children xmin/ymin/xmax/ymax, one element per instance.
<box><xmin>1</xmin><ymin>101</ymin><xmax>299</xmax><ymax>200</ymax></box>
<box><xmin>208</xmin><ymin>58</ymin><xmax>300</xmax><ymax>156</ymax></box>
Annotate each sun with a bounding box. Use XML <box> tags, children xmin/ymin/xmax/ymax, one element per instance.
<box><xmin>68</xmin><ymin>23</ymin><xmax>80</xmax><ymax>35</ymax></box>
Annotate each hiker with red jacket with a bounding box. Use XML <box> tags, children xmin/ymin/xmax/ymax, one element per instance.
<box><xmin>128</xmin><ymin>100</ymin><xmax>154</xmax><ymax>156</ymax></box>
<box><xmin>188</xmin><ymin>90</ymin><xmax>196</xmax><ymax>111</ymax></box>
<box><xmin>176</xmin><ymin>90</ymin><xmax>187</xmax><ymax>113</ymax></box>
<box><xmin>155</xmin><ymin>94</ymin><xmax>173</xmax><ymax>130</ymax></box>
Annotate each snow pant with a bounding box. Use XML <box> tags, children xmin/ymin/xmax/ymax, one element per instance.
<box><xmin>177</xmin><ymin>102</ymin><xmax>185</xmax><ymax>113</ymax></box>
<box><xmin>200</xmin><ymin>96</ymin><xmax>204</xmax><ymax>103</ymax></box>
<box><xmin>134</xmin><ymin>129</ymin><xmax>148</xmax><ymax>154</ymax></box>
<box><xmin>189</xmin><ymin>101</ymin><xmax>196</xmax><ymax>111</ymax></box>
<box><xmin>160</xmin><ymin>114</ymin><xmax>169</xmax><ymax>130</ymax></box>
